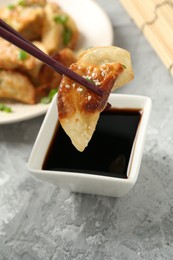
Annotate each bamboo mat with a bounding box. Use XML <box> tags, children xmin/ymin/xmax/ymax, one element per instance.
<box><xmin>120</xmin><ymin>0</ymin><xmax>173</xmax><ymax>76</ymax></box>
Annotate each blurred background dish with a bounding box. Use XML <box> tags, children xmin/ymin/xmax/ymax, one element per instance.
<box><xmin>0</xmin><ymin>0</ymin><xmax>113</xmax><ymax>124</ymax></box>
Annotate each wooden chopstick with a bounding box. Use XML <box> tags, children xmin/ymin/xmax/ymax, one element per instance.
<box><xmin>0</xmin><ymin>19</ymin><xmax>103</xmax><ymax>96</ymax></box>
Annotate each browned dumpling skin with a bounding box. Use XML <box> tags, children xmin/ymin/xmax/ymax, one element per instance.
<box><xmin>0</xmin><ymin>0</ymin><xmax>80</xmax><ymax>105</ymax></box>
<box><xmin>38</xmin><ymin>48</ymin><xmax>77</xmax><ymax>87</ymax></box>
<box><xmin>35</xmin><ymin>48</ymin><xmax>77</xmax><ymax>101</ymax></box>
<box><xmin>60</xmin><ymin>12</ymin><xmax>79</xmax><ymax>50</ymax></box>
<box><xmin>0</xmin><ymin>70</ymin><xmax>35</xmax><ymax>104</ymax></box>
<box><xmin>79</xmin><ymin>46</ymin><xmax>134</xmax><ymax>90</ymax></box>
<box><xmin>58</xmin><ymin>46</ymin><xmax>134</xmax><ymax>152</ymax></box>
<box><xmin>58</xmin><ymin>62</ymin><xmax>124</xmax><ymax>152</ymax></box>
<box><xmin>20</xmin><ymin>0</ymin><xmax>46</xmax><ymax>6</ymax></box>
<box><xmin>41</xmin><ymin>2</ymin><xmax>63</xmax><ymax>54</ymax></box>
<box><xmin>42</xmin><ymin>2</ymin><xmax>79</xmax><ymax>54</ymax></box>
<box><xmin>0</xmin><ymin>3</ymin><xmax>44</xmax><ymax>41</ymax></box>
<box><xmin>0</xmin><ymin>38</ymin><xmax>47</xmax><ymax>79</ymax></box>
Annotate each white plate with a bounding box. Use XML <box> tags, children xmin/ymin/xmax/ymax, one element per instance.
<box><xmin>0</xmin><ymin>0</ymin><xmax>113</xmax><ymax>124</ymax></box>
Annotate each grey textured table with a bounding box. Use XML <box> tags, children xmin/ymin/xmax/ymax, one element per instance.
<box><xmin>1</xmin><ymin>1</ymin><xmax>173</xmax><ymax>259</ymax></box>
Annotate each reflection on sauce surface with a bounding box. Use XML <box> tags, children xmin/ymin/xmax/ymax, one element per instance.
<box><xmin>43</xmin><ymin>108</ymin><xmax>142</xmax><ymax>178</ymax></box>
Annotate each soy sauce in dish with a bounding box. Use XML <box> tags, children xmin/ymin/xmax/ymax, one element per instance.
<box><xmin>42</xmin><ymin>108</ymin><xmax>142</xmax><ymax>178</ymax></box>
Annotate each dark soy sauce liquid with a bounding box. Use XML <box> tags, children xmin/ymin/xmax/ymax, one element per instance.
<box><xmin>43</xmin><ymin>108</ymin><xmax>142</xmax><ymax>179</ymax></box>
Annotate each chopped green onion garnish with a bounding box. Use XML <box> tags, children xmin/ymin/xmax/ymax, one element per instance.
<box><xmin>53</xmin><ymin>15</ymin><xmax>71</xmax><ymax>45</ymax></box>
<box><xmin>122</xmin><ymin>64</ymin><xmax>126</xmax><ymax>69</ymax></box>
<box><xmin>0</xmin><ymin>103</ymin><xmax>12</xmax><ymax>113</ymax></box>
<box><xmin>48</xmin><ymin>88</ymin><xmax>58</xmax><ymax>99</ymax></box>
<box><xmin>7</xmin><ymin>4</ymin><xmax>16</xmax><ymax>10</ymax></box>
<box><xmin>40</xmin><ymin>88</ymin><xmax>58</xmax><ymax>104</ymax></box>
<box><xmin>63</xmin><ymin>28</ymin><xmax>72</xmax><ymax>45</ymax></box>
<box><xmin>18</xmin><ymin>50</ymin><xmax>28</xmax><ymax>60</ymax></box>
<box><xmin>18</xmin><ymin>0</ymin><xmax>26</xmax><ymax>6</ymax></box>
<box><xmin>85</xmin><ymin>77</ymin><xmax>95</xmax><ymax>85</ymax></box>
<box><xmin>54</xmin><ymin>14</ymin><xmax>68</xmax><ymax>24</ymax></box>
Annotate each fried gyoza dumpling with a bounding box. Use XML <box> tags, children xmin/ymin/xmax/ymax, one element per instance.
<box><xmin>0</xmin><ymin>70</ymin><xmax>35</xmax><ymax>104</ymax></box>
<box><xmin>79</xmin><ymin>46</ymin><xmax>134</xmax><ymax>90</ymax></box>
<box><xmin>42</xmin><ymin>2</ymin><xmax>79</xmax><ymax>54</ymax></box>
<box><xmin>20</xmin><ymin>0</ymin><xmax>46</xmax><ymax>7</ymax></box>
<box><xmin>59</xmin><ymin>11</ymin><xmax>79</xmax><ymax>50</ymax></box>
<box><xmin>0</xmin><ymin>38</ymin><xmax>47</xmax><ymax>79</ymax></box>
<box><xmin>35</xmin><ymin>48</ymin><xmax>77</xmax><ymax>101</ymax></box>
<box><xmin>0</xmin><ymin>2</ymin><xmax>44</xmax><ymax>41</ymax></box>
<box><xmin>58</xmin><ymin>46</ymin><xmax>134</xmax><ymax>152</ymax></box>
<box><xmin>38</xmin><ymin>48</ymin><xmax>77</xmax><ymax>87</ymax></box>
<box><xmin>41</xmin><ymin>2</ymin><xmax>63</xmax><ymax>54</ymax></box>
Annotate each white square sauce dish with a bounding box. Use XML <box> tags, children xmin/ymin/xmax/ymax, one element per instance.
<box><xmin>28</xmin><ymin>93</ymin><xmax>152</xmax><ymax>197</ymax></box>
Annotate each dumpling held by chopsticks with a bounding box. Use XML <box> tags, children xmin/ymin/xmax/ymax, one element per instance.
<box><xmin>58</xmin><ymin>46</ymin><xmax>134</xmax><ymax>152</ymax></box>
